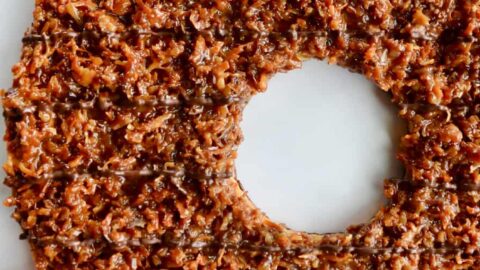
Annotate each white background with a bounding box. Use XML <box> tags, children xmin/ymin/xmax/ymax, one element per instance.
<box><xmin>237</xmin><ymin>61</ymin><xmax>405</xmax><ymax>233</ymax></box>
<box><xmin>0</xmin><ymin>2</ymin><xmax>404</xmax><ymax>269</ymax></box>
<box><xmin>0</xmin><ymin>1</ymin><xmax>35</xmax><ymax>269</ymax></box>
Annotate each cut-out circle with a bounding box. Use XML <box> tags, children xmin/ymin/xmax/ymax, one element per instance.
<box><xmin>238</xmin><ymin>60</ymin><xmax>405</xmax><ymax>233</ymax></box>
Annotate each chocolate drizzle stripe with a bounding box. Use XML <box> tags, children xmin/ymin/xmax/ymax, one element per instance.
<box><xmin>15</xmin><ymin>168</ymin><xmax>233</xmax><ymax>181</ymax></box>
<box><xmin>4</xmin><ymin>94</ymin><xmax>247</xmax><ymax>116</ymax></box>
<box><xmin>21</xmin><ymin>29</ymin><xmax>331</xmax><ymax>43</ymax></box>
<box><xmin>293</xmin><ymin>245</ymin><xmax>465</xmax><ymax>255</ymax></box>
<box><xmin>28</xmin><ymin>235</ymin><xmax>466</xmax><ymax>255</ymax></box>
<box><xmin>387</xmin><ymin>178</ymin><xmax>480</xmax><ymax>191</ymax></box>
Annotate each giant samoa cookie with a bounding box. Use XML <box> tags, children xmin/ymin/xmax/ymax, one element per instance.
<box><xmin>3</xmin><ymin>0</ymin><xmax>480</xmax><ymax>269</ymax></box>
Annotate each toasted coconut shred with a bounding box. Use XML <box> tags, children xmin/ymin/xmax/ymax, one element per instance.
<box><xmin>2</xmin><ymin>0</ymin><xmax>480</xmax><ymax>269</ymax></box>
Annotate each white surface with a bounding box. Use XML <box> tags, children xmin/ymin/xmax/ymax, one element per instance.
<box><xmin>0</xmin><ymin>2</ymin><xmax>404</xmax><ymax>269</ymax></box>
<box><xmin>237</xmin><ymin>60</ymin><xmax>405</xmax><ymax>233</ymax></box>
<box><xmin>0</xmin><ymin>1</ymin><xmax>36</xmax><ymax>269</ymax></box>
<box><xmin>0</xmin><ymin>0</ymin><xmax>34</xmax><ymax>270</ymax></box>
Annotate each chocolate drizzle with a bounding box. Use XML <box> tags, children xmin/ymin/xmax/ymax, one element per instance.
<box><xmin>28</xmin><ymin>234</ymin><xmax>464</xmax><ymax>255</ymax></box>
<box><xmin>4</xmin><ymin>89</ymin><xmax>246</xmax><ymax>117</ymax></box>
<box><xmin>21</xmin><ymin>29</ymin><xmax>329</xmax><ymax>44</ymax></box>
<box><xmin>15</xmin><ymin>167</ymin><xmax>234</xmax><ymax>182</ymax></box>
<box><xmin>387</xmin><ymin>178</ymin><xmax>480</xmax><ymax>191</ymax></box>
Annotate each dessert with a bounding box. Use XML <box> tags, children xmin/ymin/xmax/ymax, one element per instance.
<box><xmin>2</xmin><ymin>0</ymin><xmax>480</xmax><ymax>268</ymax></box>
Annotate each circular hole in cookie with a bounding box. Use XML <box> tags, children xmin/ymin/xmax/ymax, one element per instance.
<box><xmin>237</xmin><ymin>60</ymin><xmax>406</xmax><ymax>233</ymax></box>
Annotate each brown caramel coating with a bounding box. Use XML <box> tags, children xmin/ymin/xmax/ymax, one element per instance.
<box><xmin>3</xmin><ymin>0</ymin><xmax>480</xmax><ymax>269</ymax></box>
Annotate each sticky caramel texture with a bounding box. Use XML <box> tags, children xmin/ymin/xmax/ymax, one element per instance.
<box><xmin>3</xmin><ymin>0</ymin><xmax>480</xmax><ymax>269</ymax></box>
